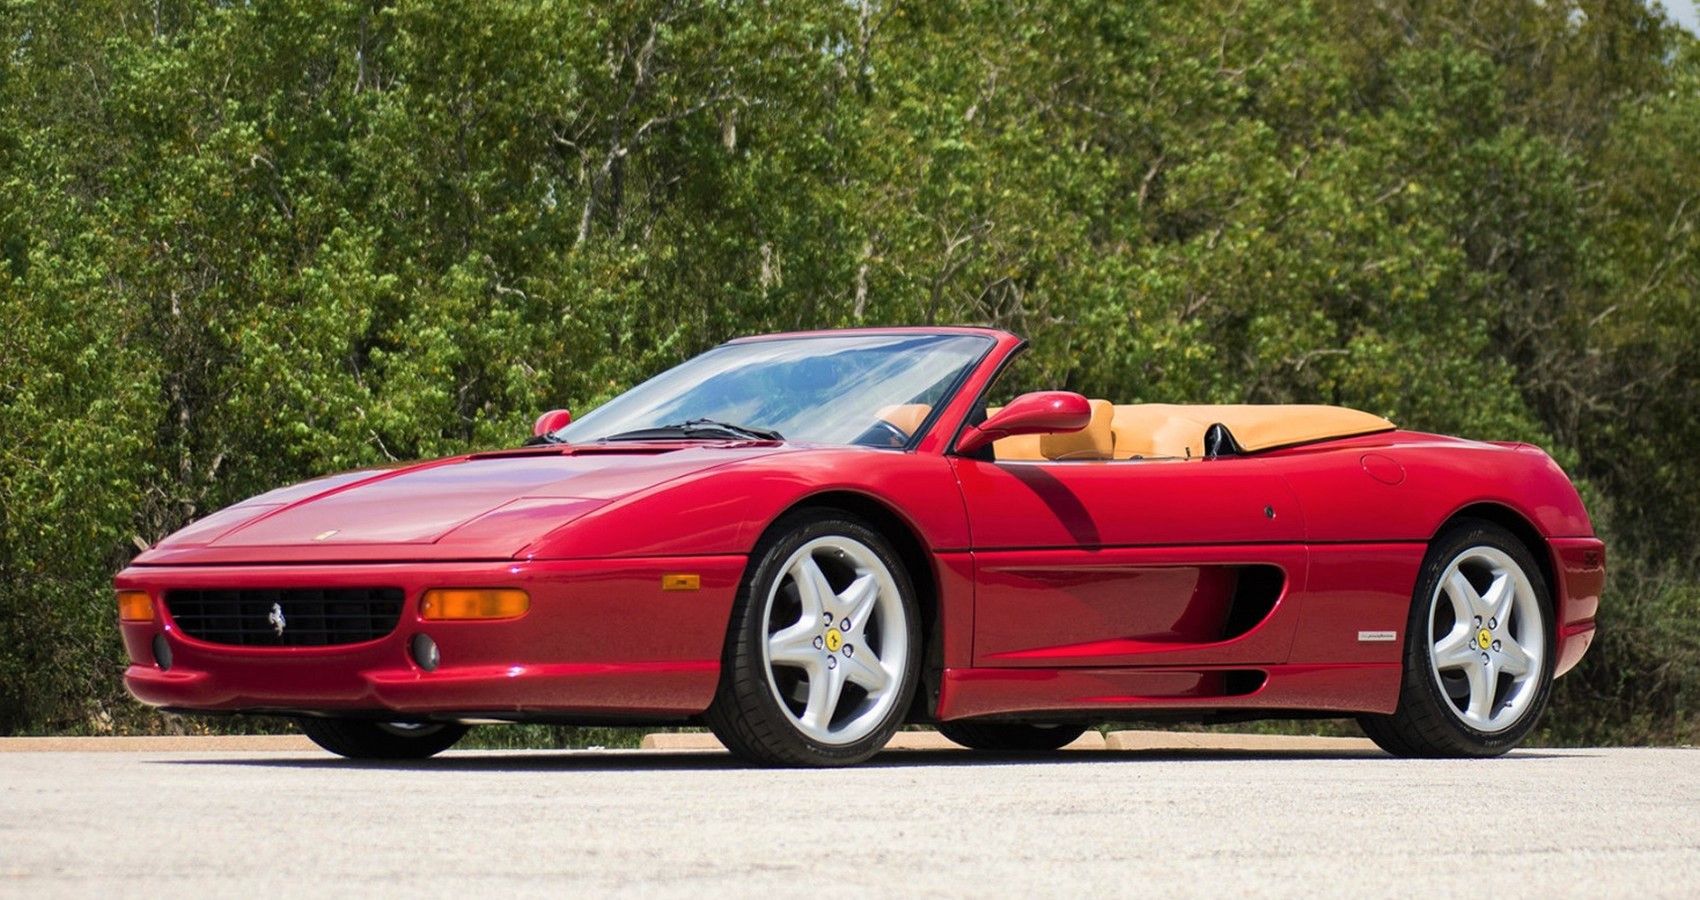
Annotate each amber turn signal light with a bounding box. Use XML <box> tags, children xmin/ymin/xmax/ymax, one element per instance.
<box><xmin>661</xmin><ymin>573</ymin><xmax>700</xmax><ymax>591</ymax></box>
<box><xmin>117</xmin><ymin>590</ymin><xmax>154</xmax><ymax>622</ymax></box>
<box><xmin>420</xmin><ymin>588</ymin><xmax>530</xmax><ymax>621</ymax></box>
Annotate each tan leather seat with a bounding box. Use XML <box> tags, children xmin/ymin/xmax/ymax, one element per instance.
<box><xmin>1039</xmin><ymin>399</ymin><xmax>1115</xmax><ymax>460</ymax></box>
<box><xmin>1111</xmin><ymin>404</ymin><xmax>1213</xmax><ymax>459</ymax></box>
<box><xmin>985</xmin><ymin>399</ymin><xmax>1388</xmax><ymax>463</ymax></box>
<box><xmin>1111</xmin><ymin>403</ymin><xmax>1393</xmax><ymax>458</ymax></box>
<box><xmin>986</xmin><ymin>407</ymin><xmax>1041</xmax><ymax>460</ymax></box>
<box><xmin>875</xmin><ymin>403</ymin><xmax>933</xmax><ymax>436</ymax></box>
<box><xmin>992</xmin><ymin>432</ymin><xmax>1046</xmax><ymax>460</ymax></box>
<box><xmin>989</xmin><ymin>399</ymin><xmax>1116</xmax><ymax>461</ymax></box>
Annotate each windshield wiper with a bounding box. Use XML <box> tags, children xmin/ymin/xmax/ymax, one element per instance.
<box><xmin>602</xmin><ymin>418</ymin><xmax>783</xmax><ymax>443</ymax></box>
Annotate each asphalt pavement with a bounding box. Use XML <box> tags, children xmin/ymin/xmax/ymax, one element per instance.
<box><xmin>2</xmin><ymin>741</ymin><xmax>1696</xmax><ymax>898</ymax></box>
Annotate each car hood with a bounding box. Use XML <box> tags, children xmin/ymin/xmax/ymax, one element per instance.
<box><xmin>133</xmin><ymin>442</ymin><xmax>790</xmax><ymax>565</ymax></box>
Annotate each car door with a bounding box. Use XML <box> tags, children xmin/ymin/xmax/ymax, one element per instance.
<box><xmin>951</xmin><ymin>454</ymin><xmax>1309</xmax><ymax>668</ymax></box>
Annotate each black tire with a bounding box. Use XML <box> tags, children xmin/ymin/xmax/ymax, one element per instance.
<box><xmin>705</xmin><ymin>509</ymin><xmax>923</xmax><ymax>767</ymax></box>
<box><xmin>296</xmin><ymin>718</ymin><xmax>469</xmax><ymax>760</ymax></box>
<box><xmin>1358</xmin><ymin>519</ymin><xmax>1555</xmax><ymax>758</ymax></box>
<box><xmin>937</xmin><ymin>722</ymin><xmax>1089</xmax><ymax>752</ymax></box>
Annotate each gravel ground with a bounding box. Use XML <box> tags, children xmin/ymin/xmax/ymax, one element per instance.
<box><xmin>2</xmin><ymin>745</ymin><xmax>1697</xmax><ymax>898</ymax></box>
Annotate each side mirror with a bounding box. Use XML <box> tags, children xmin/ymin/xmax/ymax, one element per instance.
<box><xmin>955</xmin><ymin>391</ymin><xmax>1091</xmax><ymax>456</ymax></box>
<box><xmin>532</xmin><ymin>408</ymin><xmax>573</xmax><ymax>438</ymax></box>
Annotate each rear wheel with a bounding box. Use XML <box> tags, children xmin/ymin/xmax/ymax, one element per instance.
<box><xmin>937</xmin><ymin>722</ymin><xmax>1088</xmax><ymax>752</ymax></box>
<box><xmin>296</xmin><ymin>718</ymin><xmax>469</xmax><ymax>760</ymax></box>
<box><xmin>706</xmin><ymin>510</ymin><xmax>921</xmax><ymax>767</ymax></box>
<box><xmin>1358</xmin><ymin>520</ymin><xmax>1554</xmax><ymax>757</ymax></box>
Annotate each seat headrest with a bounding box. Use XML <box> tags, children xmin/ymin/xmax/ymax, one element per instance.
<box><xmin>874</xmin><ymin>403</ymin><xmax>933</xmax><ymax>437</ymax></box>
<box><xmin>1040</xmin><ymin>399</ymin><xmax>1116</xmax><ymax>460</ymax></box>
<box><xmin>991</xmin><ymin>432</ymin><xmax>1046</xmax><ymax>460</ymax></box>
<box><xmin>986</xmin><ymin>407</ymin><xmax>1036</xmax><ymax>460</ymax></box>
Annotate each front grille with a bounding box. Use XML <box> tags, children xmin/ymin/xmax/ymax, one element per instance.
<box><xmin>164</xmin><ymin>587</ymin><xmax>405</xmax><ymax>647</ymax></box>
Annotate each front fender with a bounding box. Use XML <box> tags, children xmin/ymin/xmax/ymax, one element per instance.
<box><xmin>520</xmin><ymin>449</ymin><xmax>970</xmax><ymax>559</ymax></box>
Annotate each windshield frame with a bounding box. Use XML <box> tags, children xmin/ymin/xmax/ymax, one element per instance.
<box><xmin>551</xmin><ymin>331</ymin><xmax>1001</xmax><ymax>451</ymax></box>
<box><xmin>942</xmin><ymin>338</ymin><xmax>1032</xmax><ymax>457</ymax></box>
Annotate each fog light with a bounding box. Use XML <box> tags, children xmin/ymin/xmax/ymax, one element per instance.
<box><xmin>420</xmin><ymin>588</ymin><xmax>529</xmax><ymax>620</ymax></box>
<box><xmin>151</xmin><ymin>634</ymin><xmax>172</xmax><ymax>671</ymax></box>
<box><xmin>118</xmin><ymin>590</ymin><xmax>154</xmax><ymax>622</ymax></box>
<box><xmin>410</xmin><ymin>634</ymin><xmax>440</xmax><ymax>672</ymax></box>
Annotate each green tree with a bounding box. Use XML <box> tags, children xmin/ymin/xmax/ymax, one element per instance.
<box><xmin>1</xmin><ymin>0</ymin><xmax>1695</xmax><ymax>743</ymax></box>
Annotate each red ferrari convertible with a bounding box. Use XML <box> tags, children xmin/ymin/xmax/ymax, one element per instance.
<box><xmin>115</xmin><ymin>327</ymin><xmax>1604</xmax><ymax>765</ymax></box>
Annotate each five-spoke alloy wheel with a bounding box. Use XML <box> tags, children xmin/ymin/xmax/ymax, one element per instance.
<box><xmin>707</xmin><ymin>510</ymin><xmax>921</xmax><ymax>766</ymax></box>
<box><xmin>1426</xmin><ymin>546</ymin><xmax>1545</xmax><ymax>732</ymax></box>
<box><xmin>1359</xmin><ymin>519</ymin><xmax>1555</xmax><ymax>757</ymax></box>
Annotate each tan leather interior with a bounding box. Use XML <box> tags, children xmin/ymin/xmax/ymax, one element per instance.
<box><xmin>875</xmin><ymin>403</ymin><xmax>933</xmax><ymax>437</ymax></box>
<box><xmin>987</xmin><ymin>400</ymin><xmax>1115</xmax><ymax>461</ymax></box>
<box><xmin>1110</xmin><ymin>403</ymin><xmax>1393</xmax><ymax>458</ymax></box>
<box><xmin>985</xmin><ymin>407</ymin><xmax>1034</xmax><ymax>460</ymax></box>
<box><xmin>992</xmin><ymin>432</ymin><xmax>1046</xmax><ymax>460</ymax></box>
<box><xmin>1039</xmin><ymin>399</ymin><xmax>1116</xmax><ymax>460</ymax></box>
<box><xmin>984</xmin><ymin>400</ymin><xmax>1392</xmax><ymax>461</ymax></box>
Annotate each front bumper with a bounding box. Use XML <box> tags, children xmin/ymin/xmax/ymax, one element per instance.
<box><xmin>1550</xmin><ymin>537</ymin><xmax>1606</xmax><ymax>679</ymax></box>
<box><xmin>115</xmin><ymin>556</ymin><xmax>744</xmax><ymax>720</ymax></box>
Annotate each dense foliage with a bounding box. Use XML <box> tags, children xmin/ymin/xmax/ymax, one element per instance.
<box><xmin>1</xmin><ymin>0</ymin><xmax>1695</xmax><ymax>743</ymax></box>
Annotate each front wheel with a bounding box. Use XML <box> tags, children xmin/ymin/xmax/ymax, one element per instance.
<box><xmin>296</xmin><ymin>718</ymin><xmax>469</xmax><ymax>760</ymax></box>
<box><xmin>1358</xmin><ymin>520</ymin><xmax>1554</xmax><ymax>757</ymax></box>
<box><xmin>705</xmin><ymin>510</ymin><xmax>921</xmax><ymax>766</ymax></box>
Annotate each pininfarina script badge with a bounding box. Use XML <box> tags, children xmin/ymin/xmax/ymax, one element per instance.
<box><xmin>268</xmin><ymin>602</ymin><xmax>287</xmax><ymax>637</ymax></box>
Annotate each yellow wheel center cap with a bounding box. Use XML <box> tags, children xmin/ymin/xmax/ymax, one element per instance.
<box><xmin>1476</xmin><ymin>628</ymin><xmax>1493</xmax><ymax>650</ymax></box>
<box><xmin>824</xmin><ymin>628</ymin><xmax>844</xmax><ymax>653</ymax></box>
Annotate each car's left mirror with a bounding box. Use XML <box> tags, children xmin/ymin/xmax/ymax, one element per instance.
<box><xmin>532</xmin><ymin>408</ymin><xmax>572</xmax><ymax>437</ymax></box>
<box><xmin>955</xmin><ymin>391</ymin><xmax>1091</xmax><ymax>455</ymax></box>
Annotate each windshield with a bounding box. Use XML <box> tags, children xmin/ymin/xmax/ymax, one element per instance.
<box><xmin>554</xmin><ymin>333</ymin><xmax>993</xmax><ymax>447</ymax></box>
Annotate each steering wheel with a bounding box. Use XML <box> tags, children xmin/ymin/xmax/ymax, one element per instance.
<box><xmin>851</xmin><ymin>419</ymin><xmax>911</xmax><ymax>448</ymax></box>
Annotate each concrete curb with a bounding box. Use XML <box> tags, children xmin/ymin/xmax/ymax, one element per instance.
<box><xmin>1102</xmin><ymin>731</ymin><xmax>1376</xmax><ymax>752</ymax></box>
<box><xmin>0</xmin><ymin>735</ymin><xmax>316</xmax><ymax>753</ymax></box>
<box><xmin>636</xmin><ymin>728</ymin><xmax>1361</xmax><ymax>753</ymax></box>
<box><xmin>638</xmin><ymin>730</ymin><xmax>1108</xmax><ymax>751</ymax></box>
<box><xmin>0</xmin><ymin>729</ymin><xmax>1371</xmax><ymax>754</ymax></box>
